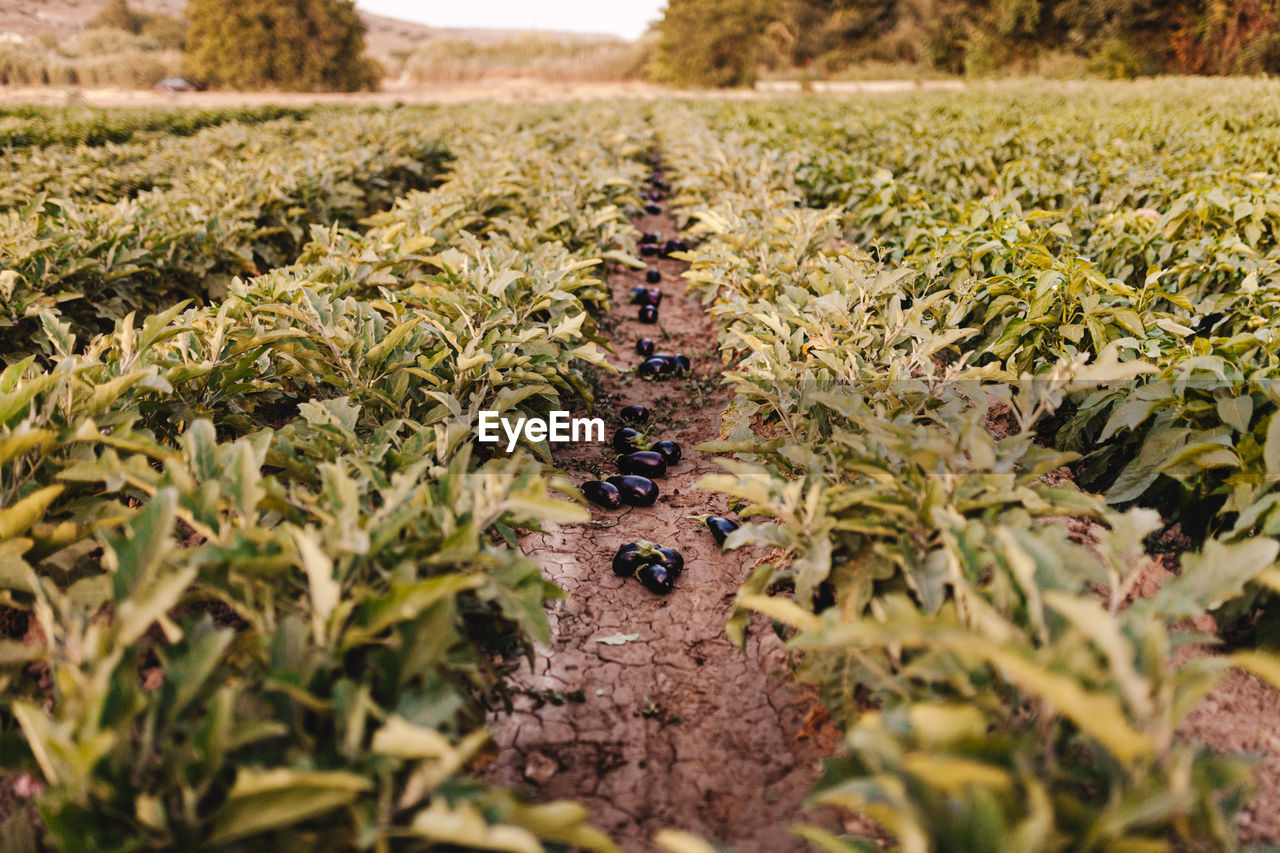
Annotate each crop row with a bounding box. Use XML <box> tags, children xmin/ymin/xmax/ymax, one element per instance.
<box><xmin>0</xmin><ymin>104</ymin><xmax>650</xmax><ymax>851</ymax></box>
<box><xmin>704</xmin><ymin>88</ymin><xmax>1280</xmax><ymax>631</ymax></box>
<box><xmin>1</xmin><ymin>109</ymin><xmax>454</xmax><ymax>361</ymax></box>
<box><xmin>657</xmin><ymin>101</ymin><xmax>1280</xmax><ymax>851</ymax></box>
<box><xmin>0</xmin><ymin>113</ymin><xmax>318</xmax><ymax>210</ymax></box>
<box><xmin>0</xmin><ymin>105</ymin><xmax>311</xmax><ymax>150</ymax></box>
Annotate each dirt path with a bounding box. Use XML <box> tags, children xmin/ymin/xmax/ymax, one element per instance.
<box><xmin>482</xmin><ymin>204</ymin><xmax>837</xmax><ymax>852</ymax></box>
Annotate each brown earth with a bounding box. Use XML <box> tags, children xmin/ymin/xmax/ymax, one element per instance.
<box><xmin>482</xmin><ymin>205</ymin><xmax>842</xmax><ymax>852</ymax></box>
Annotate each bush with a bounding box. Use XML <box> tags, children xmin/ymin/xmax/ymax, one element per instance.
<box><xmin>185</xmin><ymin>0</ymin><xmax>380</xmax><ymax>92</ymax></box>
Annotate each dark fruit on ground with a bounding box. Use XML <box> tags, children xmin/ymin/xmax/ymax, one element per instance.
<box><xmin>673</xmin><ymin>354</ymin><xmax>691</xmax><ymax>373</ymax></box>
<box><xmin>664</xmin><ymin>238</ymin><xmax>689</xmax><ymax>255</ymax></box>
<box><xmin>651</xmin><ymin>440</ymin><xmax>681</xmax><ymax>465</ymax></box>
<box><xmin>637</xmin><ymin>563</ymin><xmax>674</xmax><ymax>594</ymax></box>
<box><xmin>640</xmin><ymin>243</ymin><xmax>659</xmax><ymax>257</ymax></box>
<box><xmin>629</xmin><ymin>285</ymin><xmax>650</xmax><ymax>305</ymax></box>
<box><xmin>607</xmin><ymin>475</ymin><xmax>659</xmax><ymax>506</ymax></box>
<box><xmin>641</xmin><ymin>231</ymin><xmax>662</xmax><ymax>244</ymax></box>
<box><xmin>656</xmin><ymin>547</ymin><xmax>684</xmax><ymax>578</ymax></box>
<box><xmin>638</xmin><ymin>305</ymin><xmax>659</xmax><ymax>324</ymax></box>
<box><xmin>582</xmin><ymin>480</ymin><xmax>622</xmax><ymax>509</ymax></box>
<box><xmin>635</xmin><ymin>339</ymin><xmax>655</xmax><ymax>357</ymax></box>
<box><xmin>618</xmin><ymin>450</ymin><xmax>667</xmax><ymax>478</ymax></box>
<box><xmin>613</xmin><ymin>543</ymin><xmax>645</xmax><ymax>577</ymax></box>
<box><xmin>706</xmin><ymin>516</ymin><xmax>739</xmax><ymax>547</ymax></box>
<box><xmin>637</xmin><ymin>357</ymin><xmax>669</xmax><ymax>378</ymax></box>
<box><xmin>613</xmin><ymin>427</ymin><xmax>646</xmax><ymax>454</ymax></box>
<box><xmin>646</xmin><ymin>268</ymin><xmax>661</xmax><ymax>284</ymax></box>
<box><xmin>620</xmin><ymin>404</ymin><xmax>649</xmax><ymax>423</ymax></box>
<box><xmin>645</xmin><ymin>203</ymin><xmax>662</xmax><ymax>215</ymax></box>
<box><xmin>646</xmin><ymin>288</ymin><xmax>663</xmax><ymax>306</ymax></box>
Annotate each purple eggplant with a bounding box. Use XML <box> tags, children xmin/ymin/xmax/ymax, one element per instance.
<box><xmin>645</xmin><ymin>203</ymin><xmax>662</xmax><ymax>215</ymax></box>
<box><xmin>582</xmin><ymin>480</ymin><xmax>622</xmax><ymax>509</ymax></box>
<box><xmin>635</xmin><ymin>339</ymin><xmax>655</xmax><ymax>358</ymax></box>
<box><xmin>650</xmin><ymin>354</ymin><xmax>677</xmax><ymax>374</ymax></box>
<box><xmin>613</xmin><ymin>543</ymin><xmax>645</xmax><ymax>577</ymax></box>
<box><xmin>607</xmin><ymin>474</ymin><xmax>658</xmax><ymax>506</ymax></box>
<box><xmin>629</xmin><ymin>285</ymin><xmax>650</xmax><ymax>305</ymax></box>
<box><xmin>656</xmin><ymin>547</ymin><xmax>684</xmax><ymax>578</ymax></box>
<box><xmin>637</xmin><ymin>357</ymin><xmax>669</xmax><ymax>378</ymax></box>
<box><xmin>673</xmin><ymin>354</ymin><xmax>691</xmax><ymax>373</ymax></box>
<box><xmin>641</xmin><ymin>231</ymin><xmax>662</xmax><ymax>244</ymax></box>
<box><xmin>638</xmin><ymin>305</ymin><xmax>659</xmax><ymax>324</ymax></box>
<box><xmin>613</xmin><ymin>427</ymin><xmax>646</xmax><ymax>454</ymax></box>
<box><xmin>611</xmin><ymin>541</ymin><xmax>683</xmax><ymax>593</ymax></box>
<box><xmin>640</xmin><ymin>243</ymin><xmax>659</xmax><ymax>257</ymax></box>
<box><xmin>706</xmin><ymin>516</ymin><xmax>738</xmax><ymax>547</ymax></box>
<box><xmin>645</xmin><ymin>268</ymin><xmax>661</xmax><ymax>284</ymax></box>
<box><xmin>646</xmin><ymin>288</ymin><xmax>663</xmax><ymax>307</ymax></box>
<box><xmin>618</xmin><ymin>450</ymin><xmax>667</xmax><ymax>478</ymax></box>
<box><xmin>637</xmin><ymin>563</ymin><xmax>673</xmax><ymax>594</ymax></box>
<box><xmin>651</xmin><ymin>440</ymin><xmax>682</xmax><ymax>465</ymax></box>
<box><xmin>664</xmin><ymin>238</ymin><xmax>689</xmax><ymax>255</ymax></box>
<box><xmin>619</xmin><ymin>404</ymin><xmax>649</xmax><ymax>424</ymax></box>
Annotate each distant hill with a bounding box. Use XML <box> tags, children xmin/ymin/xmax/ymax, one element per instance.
<box><xmin>0</xmin><ymin>0</ymin><xmax>622</xmax><ymax>58</ymax></box>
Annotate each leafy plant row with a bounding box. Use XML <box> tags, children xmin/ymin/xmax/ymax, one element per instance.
<box><xmin>0</xmin><ymin>105</ymin><xmax>311</xmax><ymax>150</ymax></box>
<box><xmin>1</xmin><ymin>108</ymin><xmax>452</xmax><ymax>361</ymax></box>
<box><xmin>0</xmin><ymin>103</ymin><xmax>652</xmax><ymax>852</ymax></box>
<box><xmin>656</xmin><ymin>103</ymin><xmax>1280</xmax><ymax>852</ymax></box>
<box><xmin>702</xmin><ymin>88</ymin><xmax>1280</xmax><ymax>596</ymax></box>
<box><xmin>0</xmin><ymin>112</ymin><xmax>319</xmax><ymax>211</ymax></box>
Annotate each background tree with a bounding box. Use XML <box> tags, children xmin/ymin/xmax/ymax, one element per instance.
<box><xmin>185</xmin><ymin>0</ymin><xmax>381</xmax><ymax>91</ymax></box>
<box><xmin>651</xmin><ymin>0</ymin><xmax>779</xmax><ymax>87</ymax></box>
<box><xmin>89</xmin><ymin>0</ymin><xmax>144</xmax><ymax>34</ymax></box>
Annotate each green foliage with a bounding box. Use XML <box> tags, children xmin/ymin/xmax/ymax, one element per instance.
<box><xmin>184</xmin><ymin>0</ymin><xmax>380</xmax><ymax>92</ymax></box>
<box><xmin>651</xmin><ymin>0</ymin><xmax>779</xmax><ymax>87</ymax></box>
<box><xmin>656</xmin><ymin>90</ymin><xmax>1280</xmax><ymax>850</ymax></box>
<box><xmin>0</xmin><ymin>102</ymin><xmax>648</xmax><ymax>851</ymax></box>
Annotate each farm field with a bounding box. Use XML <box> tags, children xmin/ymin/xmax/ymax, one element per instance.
<box><xmin>4</xmin><ymin>79</ymin><xmax>1280</xmax><ymax>852</ymax></box>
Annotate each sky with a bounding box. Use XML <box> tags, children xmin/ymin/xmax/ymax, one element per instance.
<box><xmin>355</xmin><ymin>0</ymin><xmax>666</xmax><ymax>40</ymax></box>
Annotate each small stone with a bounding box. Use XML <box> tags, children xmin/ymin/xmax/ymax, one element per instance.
<box><xmin>524</xmin><ymin>751</ymin><xmax>558</xmax><ymax>786</ymax></box>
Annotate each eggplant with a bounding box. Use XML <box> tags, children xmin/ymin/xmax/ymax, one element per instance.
<box><xmin>613</xmin><ymin>427</ymin><xmax>646</xmax><ymax>454</ymax></box>
<box><xmin>641</xmin><ymin>231</ymin><xmax>663</xmax><ymax>244</ymax></box>
<box><xmin>650</xmin><ymin>440</ymin><xmax>681</xmax><ymax>465</ymax></box>
<box><xmin>637</xmin><ymin>563</ymin><xmax>673</xmax><ymax>594</ymax></box>
<box><xmin>648</xmin><ymin>190</ymin><xmax>663</xmax><ymax>202</ymax></box>
<box><xmin>638</xmin><ymin>305</ymin><xmax>659</xmax><ymax>324</ymax></box>
<box><xmin>611</xmin><ymin>541</ymin><xmax>683</xmax><ymax>594</ymax></box>
<box><xmin>629</xmin><ymin>284</ymin><xmax>650</xmax><ymax>305</ymax></box>
<box><xmin>651</xmin><ymin>353</ymin><xmax>678</xmax><ymax>373</ymax></box>
<box><xmin>656</xmin><ymin>547</ymin><xmax>684</xmax><ymax>578</ymax></box>
<box><xmin>646</xmin><ymin>288</ymin><xmax>663</xmax><ymax>307</ymax></box>
<box><xmin>664</xmin><ymin>239</ymin><xmax>689</xmax><ymax>255</ymax></box>
<box><xmin>619</xmin><ymin>404</ymin><xmax>649</xmax><ymax>424</ymax></box>
<box><xmin>705</xmin><ymin>516</ymin><xmax>738</xmax><ymax>547</ymax></box>
<box><xmin>640</xmin><ymin>243</ymin><xmax>660</xmax><ymax>257</ymax></box>
<box><xmin>645</xmin><ymin>268</ymin><xmax>661</xmax><ymax>284</ymax></box>
<box><xmin>645</xmin><ymin>203</ymin><xmax>662</xmax><ymax>215</ymax></box>
<box><xmin>618</xmin><ymin>450</ymin><xmax>667</xmax><ymax>478</ymax></box>
<box><xmin>612</xmin><ymin>543</ymin><xmax>645</xmax><ymax>577</ymax></box>
<box><xmin>582</xmin><ymin>480</ymin><xmax>622</xmax><ymax>509</ymax></box>
<box><xmin>637</xmin><ymin>357</ymin><xmax>669</xmax><ymax>378</ymax></box>
<box><xmin>635</xmin><ymin>339</ymin><xmax>655</xmax><ymax>358</ymax></box>
<box><xmin>673</xmin><ymin>354</ymin><xmax>691</xmax><ymax>373</ymax></box>
<box><xmin>607</xmin><ymin>474</ymin><xmax>658</xmax><ymax>506</ymax></box>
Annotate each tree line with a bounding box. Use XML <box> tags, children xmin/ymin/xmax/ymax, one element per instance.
<box><xmin>653</xmin><ymin>0</ymin><xmax>1280</xmax><ymax>85</ymax></box>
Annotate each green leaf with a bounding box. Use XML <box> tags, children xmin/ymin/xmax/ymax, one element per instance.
<box><xmin>207</xmin><ymin>768</ymin><xmax>371</xmax><ymax>846</ymax></box>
